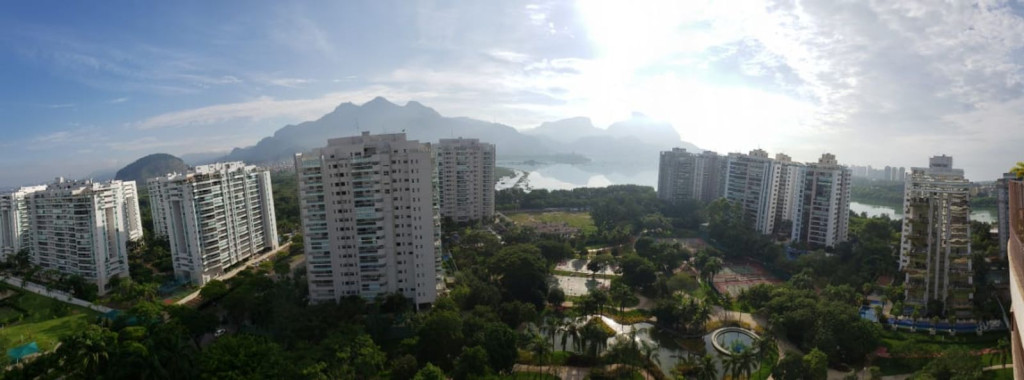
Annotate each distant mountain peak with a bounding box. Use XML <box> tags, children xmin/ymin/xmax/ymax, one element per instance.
<box><xmin>364</xmin><ymin>96</ymin><xmax>396</xmax><ymax>107</ymax></box>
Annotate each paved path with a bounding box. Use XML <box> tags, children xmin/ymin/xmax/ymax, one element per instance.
<box><xmin>513</xmin><ymin>364</ymin><xmax>590</xmax><ymax>380</ymax></box>
<box><xmin>1</xmin><ymin>276</ymin><xmax>114</xmax><ymax>313</ymax></box>
<box><xmin>175</xmin><ymin>243</ymin><xmax>291</xmax><ymax>305</ymax></box>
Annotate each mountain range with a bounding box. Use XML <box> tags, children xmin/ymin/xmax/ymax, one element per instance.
<box><xmin>114</xmin><ymin>153</ymin><xmax>188</xmax><ymax>185</ymax></box>
<box><xmin>218</xmin><ymin>97</ymin><xmax>701</xmax><ymax>165</ymax></box>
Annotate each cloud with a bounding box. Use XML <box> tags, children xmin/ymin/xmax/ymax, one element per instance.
<box><xmin>109</xmin><ymin>97</ymin><xmax>129</xmax><ymax>104</ymax></box>
<box><xmin>134</xmin><ymin>87</ymin><xmax>439</xmax><ymax>130</ymax></box>
<box><xmin>267</xmin><ymin>78</ymin><xmax>312</xmax><ymax>88</ymax></box>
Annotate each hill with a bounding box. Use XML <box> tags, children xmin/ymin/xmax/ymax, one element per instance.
<box><xmin>114</xmin><ymin>153</ymin><xmax>188</xmax><ymax>184</ymax></box>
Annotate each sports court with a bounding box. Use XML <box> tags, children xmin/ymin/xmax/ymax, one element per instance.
<box><xmin>711</xmin><ymin>260</ymin><xmax>780</xmax><ymax>298</ymax></box>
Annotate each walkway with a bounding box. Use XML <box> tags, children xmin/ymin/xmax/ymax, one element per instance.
<box><xmin>513</xmin><ymin>364</ymin><xmax>657</xmax><ymax>380</ymax></box>
<box><xmin>0</xmin><ymin>276</ymin><xmax>114</xmax><ymax>314</ymax></box>
<box><xmin>175</xmin><ymin>243</ymin><xmax>291</xmax><ymax>305</ymax></box>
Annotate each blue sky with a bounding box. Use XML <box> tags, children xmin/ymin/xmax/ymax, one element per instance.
<box><xmin>2</xmin><ymin>0</ymin><xmax>1024</xmax><ymax>186</ymax></box>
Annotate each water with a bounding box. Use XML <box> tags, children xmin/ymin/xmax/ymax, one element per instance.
<box><xmin>849</xmin><ymin>201</ymin><xmax>996</xmax><ymax>223</ymax></box>
<box><xmin>498</xmin><ymin>161</ymin><xmax>658</xmax><ymax>191</ymax></box>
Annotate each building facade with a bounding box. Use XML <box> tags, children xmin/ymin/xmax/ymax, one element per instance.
<box><xmin>435</xmin><ymin>138</ymin><xmax>495</xmax><ymax>223</ymax></box>
<box><xmin>724</xmin><ymin>149</ymin><xmax>780</xmax><ymax>235</ymax></box>
<box><xmin>296</xmin><ymin>132</ymin><xmax>440</xmax><ymax>308</ymax></box>
<box><xmin>657</xmin><ymin>149</ymin><xmax>728</xmax><ymax>204</ymax></box>
<box><xmin>23</xmin><ymin>179</ymin><xmax>141</xmax><ymax>294</ymax></box>
<box><xmin>148</xmin><ymin>162</ymin><xmax>279</xmax><ymax>286</ymax></box>
<box><xmin>792</xmin><ymin>154</ymin><xmax>852</xmax><ymax>248</ymax></box>
<box><xmin>998</xmin><ymin>173</ymin><xmax>1016</xmax><ymax>259</ymax></box>
<box><xmin>899</xmin><ymin>155</ymin><xmax>972</xmax><ymax>316</ymax></box>
<box><xmin>1005</xmin><ymin>178</ymin><xmax>1024</xmax><ymax>377</ymax></box>
<box><xmin>771</xmin><ymin>154</ymin><xmax>805</xmax><ymax>237</ymax></box>
<box><xmin>0</xmin><ymin>185</ymin><xmax>47</xmax><ymax>258</ymax></box>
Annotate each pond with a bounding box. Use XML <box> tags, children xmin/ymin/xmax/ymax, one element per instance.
<box><xmin>849</xmin><ymin>201</ymin><xmax>997</xmax><ymax>223</ymax></box>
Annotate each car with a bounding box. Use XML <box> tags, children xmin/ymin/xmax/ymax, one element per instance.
<box><xmin>214</xmin><ymin>328</ymin><xmax>226</xmax><ymax>337</ymax></box>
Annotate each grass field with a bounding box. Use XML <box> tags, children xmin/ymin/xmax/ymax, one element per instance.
<box><xmin>875</xmin><ymin>330</ymin><xmax>1006</xmax><ymax>375</ymax></box>
<box><xmin>508</xmin><ymin>211</ymin><xmax>597</xmax><ymax>235</ymax></box>
<box><xmin>984</xmin><ymin>368</ymin><xmax>1014</xmax><ymax>379</ymax></box>
<box><xmin>0</xmin><ymin>285</ymin><xmax>100</xmax><ymax>353</ymax></box>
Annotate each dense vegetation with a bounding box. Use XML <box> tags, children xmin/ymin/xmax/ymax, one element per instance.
<box><xmin>270</xmin><ymin>170</ymin><xmax>300</xmax><ymax>235</ymax></box>
<box><xmin>850</xmin><ymin>178</ymin><xmax>904</xmax><ymax>205</ymax></box>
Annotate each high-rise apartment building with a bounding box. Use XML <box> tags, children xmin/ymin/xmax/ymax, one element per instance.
<box><xmin>658</xmin><ymin>148</ymin><xmax>698</xmax><ymax>203</ymax></box>
<box><xmin>998</xmin><ymin>173</ymin><xmax>1016</xmax><ymax>259</ymax></box>
<box><xmin>658</xmin><ymin>149</ymin><xmax>728</xmax><ymax>204</ymax></box>
<box><xmin>1004</xmin><ymin>177</ymin><xmax>1024</xmax><ymax>376</ymax></box>
<box><xmin>899</xmin><ymin>155</ymin><xmax>972</xmax><ymax>315</ymax></box>
<box><xmin>296</xmin><ymin>132</ymin><xmax>440</xmax><ymax>308</ymax></box>
<box><xmin>22</xmin><ymin>178</ymin><xmax>141</xmax><ymax>294</ymax></box>
<box><xmin>724</xmin><ymin>149</ymin><xmax>780</xmax><ymax>235</ymax></box>
<box><xmin>771</xmin><ymin>154</ymin><xmax>805</xmax><ymax>237</ymax></box>
<box><xmin>0</xmin><ymin>185</ymin><xmax>47</xmax><ymax>258</ymax></box>
<box><xmin>435</xmin><ymin>138</ymin><xmax>495</xmax><ymax>223</ymax></box>
<box><xmin>147</xmin><ymin>162</ymin><xmax>279</xmax><ymax>285</ymax></box>
<box><xmin>792</xmin><ymin>154</ymin><xmax>852</xmax><ymax>248</ymax></box>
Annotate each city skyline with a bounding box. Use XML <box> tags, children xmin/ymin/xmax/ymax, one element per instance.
<box><xmin>2</xmin><ymin>1</ymin><xmax>1024</xmax><ymax>186</ymax></box>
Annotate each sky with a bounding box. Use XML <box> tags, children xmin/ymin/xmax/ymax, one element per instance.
<box><xmin>2</xmin><ymin>0</ymin><xmax>1024</xmax><ymax>186</ymax></box>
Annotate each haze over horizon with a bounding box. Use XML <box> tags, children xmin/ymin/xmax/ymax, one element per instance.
<box><xmin>2</xmin><ymin>0</ymin><xmax>1023</xmax><ymax>186</ymax></box>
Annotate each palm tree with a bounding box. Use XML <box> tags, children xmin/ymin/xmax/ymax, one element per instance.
<box><xmin>721</xmin><ymin>352</ymin><xmax>740</xmax><ymax>380</ymax></box>
<box><xmin>691</xmin><ymin>354</ymin><xmax>718</xmax><ymax>380</ymax></box>
<box><xmin>735</xmin><ymin>348</ymin><xmax>758</xmax><ymax>379</ymax></box>
<box><xmin>702</xmin><ymin>257</ymin><xmax>723</xmax><ymax>284</ymax></box>
<box><xmin>753</xmin><ymin>333</ymin><xmax>777</xmax><ymax>362</ymax></box>
<box><xmin>542</xmin><ymin>312</ymin><xmax>561</xmax><ymax>352</ymax></box>
<box><xmin>559</xmin><ymin>319</ymin><xmax>582</xmax><ymax>353</ymax></box>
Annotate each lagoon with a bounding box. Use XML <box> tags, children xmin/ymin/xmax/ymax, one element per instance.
<box><xmin>850</xmin><ymin>201</ymin><xmax>996</xmax><ymax>223</ymax></box>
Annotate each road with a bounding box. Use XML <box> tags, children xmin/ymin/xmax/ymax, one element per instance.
<box><xmin>175</xmin><ymin>242</ymin><xmax>291</xmax><ymax>305</ymax></box>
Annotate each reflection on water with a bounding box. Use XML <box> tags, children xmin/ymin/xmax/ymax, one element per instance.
<box><xmin>499</xmin><ymin>162</ymin><xmax>657</xmax><ymax>191</ymax></box>
<box><xmin>849</xmin><ymin>201</ymin><xmax>996</xmax><ymax>223</ymax></box>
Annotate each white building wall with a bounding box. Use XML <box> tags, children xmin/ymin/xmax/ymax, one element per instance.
<box><xmin>435</xmin><ymin>138</ymin><xmax>495</xmax><ymax>222</ymax></box>
<box><xmin>147</xmin><ymin>162</ymin><xmax>279</xmax><ymax>285</ymax></box>
<box><xmin>297</xmin><ymin>132</ymin><xmax>439</xmax><ymax>307</ymax></box>
<box><xmin>23</xmin><ymin>179</ymin><xmax>137</xmax><ymax>294</ymax></box>
<box><xmin>0</xmin><ymin>186</ymin><xmax>46</xmax><ymax>258</ymax></box>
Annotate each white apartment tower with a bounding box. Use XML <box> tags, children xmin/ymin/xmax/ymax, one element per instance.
<box><xmin>435</xmin><ymin>138</ymin><xmax>495</xmax><ymax>223</ymax></box>
<box><xmin>0</xmin><ymin>185</ymin><xmax>47</xmax><ymax>258</ymax></box>
<box><xmin>147</xmin><ymin>162</ymin><xmax>279</xmax><ymax>286</ymax></box>
<box><xmin>657</xmin><ymin>149</ymin><xmax>727</xmax><ymax>204</ymax></box>
<box><xmin>296</xmin><ymin>132</ymin><xmax>441</xmax><ymax>308</ymax></box>
<box><xmin>657</xmin><ymin>148</ymin><xmax>698</xmax><ymax>203</ymax></box>
<box><xmin>724</xmin><ymin>149</ymin><xmax>780</xmax><ymax>235</ymax></box>
<box><xmin>771</xmin><ymin>154</ymin><xmax>805</xmax><ymax>237</ymax></box>
<box><xmin>23</xmin><ymin>179</ymin><xmax>141</xmax><ymax>294</ymax></box>
<box><xmin>792</xmin><ymin>153</ymin><xmax>852</xmax><ymax>248</ymax></box>
<box><xmin>899</xmin><ymin>155</ymin><xmax>972</xmax><ymax>315</ymax></box>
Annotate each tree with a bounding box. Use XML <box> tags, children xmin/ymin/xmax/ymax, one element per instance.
<box><xmin>547</xmin><ymin>288</ymin><xmax>566</xmax><ymax>308</ymax></box>
<box><xmin>560</xmin><ymin>318</ymin><xmax>583</xmax><ymax>353</ymax></box>
<box><xmin>166</xmin><ymin>305</ymin><xmax>218</xmax><ymax>346</ymax></box>
<box><xmin>482</xmin><ymin>324</ymin><xmax>517</xmax><ymax>374</ymax></box>
<box><xmin>701</xmin><ymin>256</ymin><xmax>723</xmax><ymax>284</ymax></box>
<box><xmin>200</xmin><ymin>334</ymin><xmax>295</xmax><ymax>379</ymax></box>
<box><xmin>389</xmin><ymin>355</ymin><xmax>418</xmax><ymax>380</ymax></box>
<box><xmin>487</xmin><ymin>244</ymin><xmax>550</xmax><ymax>308</ymax></box>
<box><xmin>413</xmin><ymin>363</ymin><xmax>446</xmax><ymax>380</ymax></box>
<box><xmin>916</xmin><ymin>347</ymin><xmax>982</xmax><ymax>379</ymax></box>
<box><xmin>610</xmin><ymin>281</ymin><xmax>634</xmax><ymax>313</ymax></box>
<box><xmin>417</xmin><ymin>310</ymin><xmax>464</xmax><ymax>371</ymax></box>
<box><xmin>618</xmin><ymin>254</ymin><xmax>658</xmax><ymax>291</ymax></box>
<box><xmin>587</xmin><ymin>254</ymin><xmax>615</xmax><ymax>279</ymax></box>
<box><xmin>803</xmin><ymin>348</ymin><xmax>828</xmax><ymax>380</ymax></box>
<box><xmin>200</xmin><ymin>280</ymin><xmax>229</xmax><ymax>301</ymax></box>
<box><xmin>452</xmin><ymin>345</ymin><xmax>491</xmax><ymax>380</ymax></box>
<box><xmin>771</xmin><ymin>352</ymin><xmax>806</xmax><ymax>380</ymax></box>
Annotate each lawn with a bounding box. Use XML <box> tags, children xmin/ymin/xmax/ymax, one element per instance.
<box><xmin>875</xmin><ymin>330</ymin><xmax>1006</xmax><ymax>375</ymax></box>
<box><xmin>984</xmin><ymin>368</ymin><xmax>1014</xmax><ymax>380</ymax></box>
<box><xmin>0</xmin><ymin>285</ymin><xmax>101</xmax><ymax>353</ymax></box>
<box><xmin>508</xmin><ymin>211</ymin><xmax>597</xmax><ymax>235</ymax></box>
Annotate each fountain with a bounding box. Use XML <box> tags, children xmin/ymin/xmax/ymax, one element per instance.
<box><xmin>710</xmin><ymin>327</ymin><xmax>759</xmax><ymax>355</ymax></box>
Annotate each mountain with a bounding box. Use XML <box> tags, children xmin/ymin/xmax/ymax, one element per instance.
<box><xmin>523</xmin><ymin>117</ymin><xmax>606</xmax><ymax>143</ymax></box>
<box><xmin>219</xmin><ymin>97</ymin><xmax>703</xmax><ymax>166</ymax></box>
<box><xmin>115</xmin><ymin>153</ymin><xmax>188</xmax><ymax>184</ymax></box>
<box><xmin>222</xmin><ymin>97</ymin><xmax>553</xmax><ymax>164</ymax></box>
<box><xmin>180</xmin><ymin>151</ymin><xmax>230</xmax><ymax>166</ymax></box>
